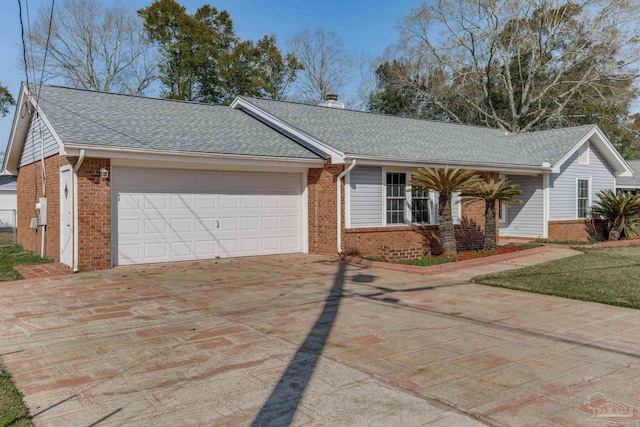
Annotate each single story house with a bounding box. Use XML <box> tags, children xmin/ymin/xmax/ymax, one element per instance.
<box><xmin>0</xmin><ymin>157</ymin><xmax>17</xmax><ymax>231</ymax></box>
<box><xmin>3</xmin><ymin>83</ymin><xmax>634</xmax><ymax>271</ymax></box>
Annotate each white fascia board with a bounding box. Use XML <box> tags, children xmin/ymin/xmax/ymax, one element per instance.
<box><xmin>4</xmin><ymin>85</ymin><xmax>67</xmax><ymax>175</ymax></box>
<box><xmin>348</xmin><ymin>155</ymin><xmax>550</xmax><ymax>175</ymax></box>
<box><xmin>230</xmin><ymin>97</ymin><xmax>345</xmax><ymax>164</ymax></box>
<box><xmin>552</xmin><ymin>126</ymin><xmax>633</xmax><ymax>177</ymax></box>
<box><xmin>3</xmin><ymin>85</ymin><xmax>30</xmax><ymax>175</ymax></box>
<box><xmin>615</xmin><ymin>184</ymin><xmax>640</xmax><ymax>189</ymax></box>
<box><xmin>63</xmin><ymin>144</ymin><xmax>326</xmax><ymax>170</ymax></box>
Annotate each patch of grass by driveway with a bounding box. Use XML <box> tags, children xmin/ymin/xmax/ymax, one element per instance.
<box><xmin>0</xmin><ymin>364</ymin><xmax>32</xmax><ymax>427</ymax></box>
<box><xmin>0</xmin><ymin>246</ymin><xmax>51</xmax><ymax>282</ymax></box>
<box><xmin>474</xmin><ymin>246</ymin><xmax>640</xmax><ymax>309</ymax></box>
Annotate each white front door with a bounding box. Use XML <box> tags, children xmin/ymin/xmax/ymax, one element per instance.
<box><xmin>113</xmin><ymin>167</ymin><xmax>304</xmax><ymax>266</ymax></box>
<box><xmin>60</xmin><ymin>166</ymin><xmax>73</xmax><ymax>267</ymax></box>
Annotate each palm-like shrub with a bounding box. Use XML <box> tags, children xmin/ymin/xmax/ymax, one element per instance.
<box><xmin>591</xmin><ymin>189</ymin><xmax>640</xmax><ymax>241</ymax></box>
<box><xmin>463</xmin><ymin>179</ymin><xmax>523</xmax><ymax>250</ymax></box>
<box><xmin>410</xmin><ymin>167</ymin><xmax>482</xmax><ymax>255</ymax></box>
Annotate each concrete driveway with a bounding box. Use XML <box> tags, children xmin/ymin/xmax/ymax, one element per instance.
<box><xmin>1</xmin><ymin>253</ymin><xmax>639</xmax><ymax>426</ymax></box>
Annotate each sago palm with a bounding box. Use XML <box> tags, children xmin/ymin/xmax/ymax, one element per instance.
<box><xmin>591</xmin><ymin>189</ymin><xmax>640</xmax><ymax>241</ymax></box>
<box><xmin>463</xmin><ymin>179</ymin><xmax>523</xmax><ymax>250</ymax></box>
<box><xmin>410</xmin><ymin>167</ymin><xmax>481</xmax><ymax>255</ymax></box>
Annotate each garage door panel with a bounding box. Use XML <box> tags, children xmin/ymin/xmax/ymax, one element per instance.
<box><xmin>114</xmin><ymin>168</ymin><xmax>303</xmax><ymax>265</ymax></box>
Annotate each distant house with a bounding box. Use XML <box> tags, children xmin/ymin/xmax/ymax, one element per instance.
<box><xmin>615</xmin><ymin>160</ymin><xmax>640</xmax><ymax>193</ymax></box>
<box><xmin>2</xmin><ymin>83</ymin><xmax>634</xmax><ymax>271</ymax></box>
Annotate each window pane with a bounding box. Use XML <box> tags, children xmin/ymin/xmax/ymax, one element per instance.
<box><xmin>386</xmin><ymin>173</ymin><xmax>406</xmax><ymax>224</ymax></box>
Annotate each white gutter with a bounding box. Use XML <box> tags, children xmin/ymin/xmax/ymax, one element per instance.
<box><xmin>347</xmin><ymin>155</ymin><xmax>551</xmax><ymax>175</ymax></box>
<box><xmin>62</xmin><ymin>144</ymin><xmax>325</xmax><ymax>167</ymax></box>
<box><xmin>337</xmin><ymin>159</ymin><xmax>356</xmax><ymax>254</ymax></box>
<box><xmin>72</xmin><ymin>149</ymin><xmax>85</xmax><ymax>272</ymax></box>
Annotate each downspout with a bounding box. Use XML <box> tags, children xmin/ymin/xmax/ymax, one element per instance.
<box><xmin>337</xmin><ymin>159</ymin><xmax>356</xmax><ymax>255</ymax></box>
<box><xmin>72</xmin><ymin>149</ymin><xmax>85</xmax><ymax>272</ymax></box>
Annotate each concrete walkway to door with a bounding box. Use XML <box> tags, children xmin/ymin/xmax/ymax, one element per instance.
<box><xmin>1</xmin><ymin>247</ymin><xmax>639</xmax><ymax>426</ymax></box>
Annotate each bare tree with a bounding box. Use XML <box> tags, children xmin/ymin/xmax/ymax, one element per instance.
<box><xmin>287</xmin><ymin>29</ymin><xmax>354</xmax><ymax>103</ymax></box>
<box><xmin>28</xmin><ymin>0</ymin><xmax>158</xmax><ymax>95</ymax></box>
<box><xmin>393</xmin><ymin>0</ymin><xmax>640</xmax><ymax>133</ymax></box>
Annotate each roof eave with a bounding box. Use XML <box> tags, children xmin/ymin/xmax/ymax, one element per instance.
<box><xmin>346</xmin><ymin>155</ymin><xmax>552</xmax><ymax>174</ymax></box>
<box><xmin>63</xmin><ymin>143</ymin><xmax>326</xmax><ymax>168</ymax></box>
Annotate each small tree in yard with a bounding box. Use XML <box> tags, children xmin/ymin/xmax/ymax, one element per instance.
<box><xmin>410</xmin><ymin>167</ymin><xmax>481</xmax><ymax>255</ymax></box>
<box><xmin>463</xmin><ymin>179</ymin><xmax>523</xmax><ymax>251</ymax></box>
<box><xmin>591</xmin><ymin>190</ymin><xmax>640</xmax><ymax>241</ymax></box>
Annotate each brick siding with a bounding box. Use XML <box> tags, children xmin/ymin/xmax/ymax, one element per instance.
<box><xmin>548</xmin><ymin>219</ymin><xmax>605</xmax><ymax>241</ymax></box>
<box><xmin>17</xmin><ymin>155</ymin><xmax>69</xmax><ymax>262</ymax></box>
<box><xmin>381</xmin><ymin>243</ymin><xmax>426</xmax><ymax>262</ymax></box>
<box><xmin>76</xmin><ymin>158</ymin><xmax>111</xmax><ymax>271</ymax></box>
<box><xmin>17</xmin><ymin>155</ymin><xmax>111</xmax><ymax>271</ymax></box>
<box><xmin>308</xmin><ymin>163</ymin><xmax>496</xmax><ymax>258</ymax></box>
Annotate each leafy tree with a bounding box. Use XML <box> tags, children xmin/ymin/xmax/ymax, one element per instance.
<box><xmin>374</xmin><ymin>0</ymin><xmax>640</xmax><ymax>154</ymax></box>
<box><xmin>29</xmin><ymin>0</ymin><xmax>157</xmax><ymax>94</ymax></box>
<box><xmin>139</xmin><ymin>0</ymin><xmax>300</xmax><ymax>104</ymax></box>
<box><xmin>0</xmin><ymin>84</ymin><xmax>15</xmax><ymax>117</ymax></box>
<box><xmin>591</xmin><ymin>189</ymin><xmax>640</xmax><ymax>240</ymax></box>
<box><xmin>463</xmin><ymin>179</ymin><xmax>523</xmax><ymax>250</ymax></box>
<box><xmin>410</xmin><ymin>167</ymin><xmax>482</xmax><ymax>255</ymax></box>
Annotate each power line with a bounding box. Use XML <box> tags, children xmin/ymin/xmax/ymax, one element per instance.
<box><xmin>24</xmin><ymin>0</ymin><xmax>38</xmax><ymax>89</ymax></box>
<box><xmin>16</xmin><ymin>0</ymin><xmax>30</xmax><ymax>86</ymax></box>
<box><xmin>36</xmin><ymin>0</ymin><xmax>55</xmax><ymax>104</ymax></box>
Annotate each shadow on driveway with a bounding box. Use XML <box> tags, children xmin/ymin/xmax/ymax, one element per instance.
<box><xmin>251</xmin><ymin>261</ymin><xmax>349</xmax><ymax>426</ymax></box>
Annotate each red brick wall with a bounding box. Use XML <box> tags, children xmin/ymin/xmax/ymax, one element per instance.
<box><xmin>17</xmin><ymin>156</ymin><xmax>111</xmax><ymax>271</ymax></box>
<box><xmin>308</xmin><ymin>164</ymin><xmax>496</xmax><ymax>257</ymax></box>
<box><xmin>307</xmin><ymin>161</ymin><xmax>344</xmax><ymax>254</ymax></box>
<box><xmin>17</xmin><ymin>155</ymin><xmax>69</xmax><ymax>262</ymax></box>
<box><xmin>76</xmin><ymin>158</ymin><xmax>111</xmax><ymax>271</ymax></box>
<box><xmin>548</xmin><ymin>219</ymin><xmax>605</xmax><ymax>241</ymax></box>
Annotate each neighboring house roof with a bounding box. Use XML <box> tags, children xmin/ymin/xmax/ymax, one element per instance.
<box><xmin>0</xmin><ymin>176</ymin><xmax>16</xmax><ymax>191</ymax></box>
<box><xmin>30</xmin><ymin>85</ymin><xmax>321</xmax><ymax>159</ymax></box>
<box><xmin>617</xmin><ymin>160</ymin><xmax>640</xmax><ymax>188</ymax></box>
<box><xmin>238</xmin><ymin>97</ymin><xmax>599</xmax><ymax>167</ymax></box>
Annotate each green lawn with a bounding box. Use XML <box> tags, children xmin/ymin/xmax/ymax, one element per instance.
<box><xmin>475</xmin><ymin>246</ymin><xmax>640</xmax><ymax>309</ymax></box>
<box><xmin>0</xmin><ymin>246</ymin><xmax>51</xmax><ymax>282</ymax></box>
<box><xmin>0</xmin><ymin>365</ymin><xmax>32</xmax><ymax>427</ymax></box>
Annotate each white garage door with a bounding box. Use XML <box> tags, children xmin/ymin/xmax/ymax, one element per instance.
<box><xmin>113</xmin><ymin>167</ymin><xmax>304</xmax><ymax>266</ymax></box>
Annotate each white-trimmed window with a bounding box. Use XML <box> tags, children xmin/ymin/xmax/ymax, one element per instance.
<box><xmin>411</xmin><ymin>185</ymin><xmax>430</xmax><ymax>224</ymax></box>
<box><xmin>577</xmin><ymin>178</ymin><xmax>590</xmax><ymax>218</ymax></box>
<box><xmin>386</xmin><ymin>173</ymin><xmax>406</xmax><ymax>224</ymax></box>
<box><xmin>499</xmin><ymin>201</ymin><xmax>508</xmax><ymax>224</ymax></box>
<box><xmin>384</xmin><ymin>171</ymin><xmax>438</xmax><ymax>225</ymax></box>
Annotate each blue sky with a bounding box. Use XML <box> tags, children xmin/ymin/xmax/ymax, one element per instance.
<box><xmin>0</xmin><ymin>0</ymin><xmax>419</xmax><ymax>145</ymax></box>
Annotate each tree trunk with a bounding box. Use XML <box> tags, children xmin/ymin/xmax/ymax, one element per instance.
<box><xmin>439</xmin><ymin>192</ymin><xmax>456</xmax><ymax>255</ymax></box>
<box><xmin>484</xmin><ymin>200</ymin><xmax>497</xmax><ymax>251</ymax></box>
<box><xmin>608</xmin><ymin>217</ymin><xmax>623</xmax><ymax>241</ymax></box>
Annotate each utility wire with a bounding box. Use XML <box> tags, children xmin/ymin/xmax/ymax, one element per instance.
<box><xmin>17</xmin><ymin>0</ymin><xmax>30</xmax><ymax>87</ymax></box>
<box><xmin>36</xmin><ymin>0</ymin><xmax>55</xmax><ymax>104</ymax></box>
<box><xmin>24</xmin><ymin>0</ymin><xmax>38</xmax><ymax>89</ymax></box>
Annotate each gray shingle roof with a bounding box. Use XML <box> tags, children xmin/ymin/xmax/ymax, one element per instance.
<box><xmin>241</xmin><ymin>97</ymin><xmax>597</xmax><ymax>167</ymax></box>
<box><xmin>33</xmin><ymin>85</ymin><xmax>321</xmax><ymax>159</ymax></box>
<box><xmin>617</xmin><ymin>160</ymin><xmax>640</xmax><ymax>187</ymax></box>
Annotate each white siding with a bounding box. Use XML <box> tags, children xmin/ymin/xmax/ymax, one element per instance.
<box><xmin>349</xmin><ymin>167</ymin><xmax>383</xmax><ymax>227</ymax></box>
<box><xmin>500</xmin><ymin>175</ymin><xmax>545</xmax><ymax>238</ymax></box>
<box><xmin>19</xmin><ymin>114</ymin><xmax>59</xmax><ymax>168</ymax></box>
<box><xmin>549</xmin><ymin>142</ymin><xmax>615</xmax><ymax>220</ymax></box>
